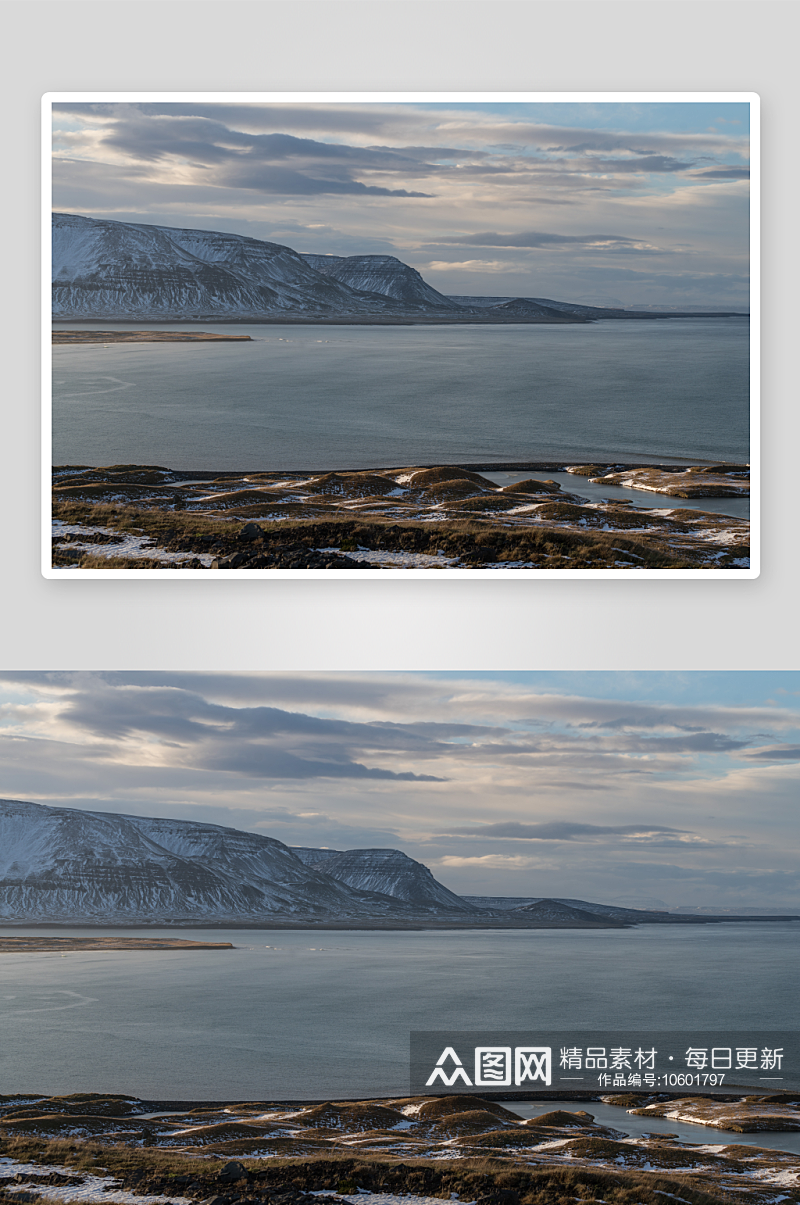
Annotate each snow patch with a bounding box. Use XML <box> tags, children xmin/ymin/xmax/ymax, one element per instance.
<box><xmin>315</xmin><ymin>548</ymin><xmax>459</xmax><ymax>569</ymax></box>
<box><xmin>0</xmin><ymin>1159</ymin><xmax>192</xmax><ymax>1205</ymax></box>
<box><xmin>52</xmin><ymin>522</ymin><xmax>213</xmax><ymax>567</ymax></box>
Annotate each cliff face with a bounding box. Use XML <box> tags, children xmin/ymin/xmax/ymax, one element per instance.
<box><xmin>300</xmin><ymin>254</ymin><xmax>461</xmax><ymax>311</ymax></box>
<box><xmin>293</xmin><ymin>846</ymin><xmax>479</xmax><ymax>914</ymax></box>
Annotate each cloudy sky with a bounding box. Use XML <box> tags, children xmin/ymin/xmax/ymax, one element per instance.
<box><xmin>1</xmin><ymin>671</ymin><xmax>795</xmax><ymax>911</ymax></box>
<box><xmin>51</xmin><ymin>98</ymin><xmax>751</xmax><ymax>308</ymax></box>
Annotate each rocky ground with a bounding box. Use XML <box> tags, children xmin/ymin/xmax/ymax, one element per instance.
<box><xmin>0</xmin><ymin>938</ymin><xmax>233</xmax><ymax>952</ymax></box>
<box><xmin>1</xmin><ymin>1093</ymin><xmax>798</xmax><ymax>1205</ymax></box>
<box><xmin>51</xmin><ymin>465</ymin><xmax>750</xmax><ymax>571</ymax></box>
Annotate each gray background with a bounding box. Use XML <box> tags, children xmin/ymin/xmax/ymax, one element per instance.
<box><xmin>3</xmin><ymin>1</ymin><xmax>796</xmax><ymax>670</ymax></box>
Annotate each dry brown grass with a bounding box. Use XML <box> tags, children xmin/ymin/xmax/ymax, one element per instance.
<box><xmin>0</xmin><ymin>1135</ymin><xmax>742</xmax><ymax>1205</ymax></box>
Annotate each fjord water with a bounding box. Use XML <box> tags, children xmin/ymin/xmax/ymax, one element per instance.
<box><xmin>52</xmin><ymin>318</ymin><xmax>749</xmax><ymax>471</ymax></box>
<box><xmin>1</xmin><ymin>923</ymin><xmax>794</xmax><ymax>1101</ymax></box>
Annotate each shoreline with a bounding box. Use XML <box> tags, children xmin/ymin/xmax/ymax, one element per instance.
<box><xmin>54</xmin><ymin>460</ymin><xmax>748</xmax><ymax>476</ymax></box>
<box><xmin>0</xmin><ymin>937</ymin><xmax>234</xmax><ymax>952</ymax></box>
<box><xmin>52</xmin><ymin>312</ymin><xmax>750</xmax><ymax>325</ymax></box>
<box><xmin>53</xmin><ymin>331</ymin><xmax>252</xmax><ymax>344</ymax></box>
<box><xmin>2</xmin><ymin>916</ymin><xmax>794</xmax><ymax>931</ymax></box>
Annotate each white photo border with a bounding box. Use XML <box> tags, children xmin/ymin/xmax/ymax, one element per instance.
<box><xmin>42</xmin><ymin>91</ymin><xmax>759</xmax><ymax>580</ymax></box>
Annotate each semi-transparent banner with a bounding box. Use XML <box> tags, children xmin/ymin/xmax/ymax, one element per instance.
<box><xmin>410</xmin><ymin>1031</ymin><xmax>800</xmax><ymax>1094</ymax></box>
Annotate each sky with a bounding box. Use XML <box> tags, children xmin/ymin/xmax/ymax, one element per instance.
<box><xmin>51</xmin><ymin>99</ymin><xmax>751</xmax><ymax>309</ymax></box>
<box><xmin>1</xmin><ymin>670</ymin><xmax>796</xmax><ymax>911</ymax></box>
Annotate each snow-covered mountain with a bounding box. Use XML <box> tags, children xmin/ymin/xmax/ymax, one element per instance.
<box><xmin>292</xmin><ymin>847</ymin><xmax>479</xmax><ymax>914</ymax></box>
<box><xmin>0</xmin><ymin>799</ymin><xmax>440</xmax><ymax>923</ymax></box>
<box><xmin>300</xmin><ymin>254</ymin><xmax>460</xmax><ymax>311</ymax></box>
<box><xmin>52</xmin><ymin>214</ymin><xmax>398</xmax><ymax>320</ymax></box>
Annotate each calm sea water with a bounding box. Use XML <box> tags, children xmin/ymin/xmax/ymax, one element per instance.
<box><xmin>0</xmin><ymin>923</ymin><xmax>793</xmax><ymax>1102</ymax></box>
<box><xmin>51</xmin><ymin>319</ymin><xmax>750</xmax><ymax>472</ymax></box>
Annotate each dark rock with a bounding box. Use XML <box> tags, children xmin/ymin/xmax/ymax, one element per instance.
<box><xmin>213</xmin><ymin>551</ymin><xmax>249</xmax><ymax>569</ymax></box>
<box><xmin>218</xmin><ymin>1162</ymin><xmax>248</xmax><ymax>1184</ymax></box>
<box><xmin>239</xmin><ymin>523</ymin><xmax>264</xmax><ymax>542</ymax></box>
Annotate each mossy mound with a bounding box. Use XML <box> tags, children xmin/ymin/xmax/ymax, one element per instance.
<box><xmin>531</xmin><ymin>502</ymin><xmax>594</xmax><ymax>522</ymax></box>
<box><xmin>398</xmin><ymin>467</ymin><xmax>494</xmax><ymax>487</ymax></box>
<box><xmin>306</xmin><ymin>473</ymin><xmax>398</xmax><ymax>497</ymax></box>
<box><xmin>194</xmin><ymin>489</ymin><xmax>294</xmax><ymax>509</ymax></box>
<box><xmin>526</xmin><ymin>1110</ymin><xmax>597</xmax><ymax>1128</ymax></box>
<box><xmin>447</xmin><ymin>495</ymin><xmax>530</xmax><ymax>512</ymax></box>
<box><xmin>416</xmin><ymin>1096</ymin><xmax>522</xmax><ymax>1121</ymax></box>
<box><xmin>416</xmin><ymin>478</ymin><xmax>490</xmax><ymax>501</ymax></box>
<box><xmin>430</xmin><ymin>1110</ymin><xmax>518</xmax><ymax>1137</ymax></box>
<box><xmin>0</xmin><ymin>1113</ymin><xmax>144</xmax><ymax>1136</ymax></box>
<box><xmin>501</xmin><ymin>479</ymin><xmax>561</xmax><ymax>494</ymax></box>
<box><xmin>1</xmin><ymin>1094</ymin><xmax>144</xmax><ymax>1119</ymax></box>
<box><xmin>54</xmin><ymin>483</ymin><xmax>175</xmax><ymax>503</ymax></box>
<box><xmin>295</xmin><ymin>1102</ymin><xmax>407</xmax><ymax>1132</ymax></box>
<box><xmin>458</xmin><ymin>1128</ymin><xmax>563</xmax><ymax>1149</ymax></box>
<box><xmin>567</xmin><ymin>1136</ymin><xmax>719</xmax><ymax>1171</ymax></box>
<box><xmin>55</xmin><ymin>468</ymin><xmax>176</xmax><ymax>487</ymax></box>
<box><xmin>156</xmin><ymin>1121</ymin><xmax>288</xmax><ymax>1146</ymax></box>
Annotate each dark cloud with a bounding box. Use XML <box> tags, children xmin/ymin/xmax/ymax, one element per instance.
<box><xmin>620</xmin><ymin>863</ymin><xmax>800</xmax><ymax>889</ymax></box>
<box><xmin>581</xmin><ymin>155</ymin><xmax>693</xmax><ymax>174</ymax></box>
<box><xmin>443</xmin><ymin>821</ymin><xmax>684</xmax><ymax>840</ymax></box>
<box><xmin>690</xmin><ymin>168</ymin><xmax>750</xmax><ymax>180</ymax></box>
<box><xmin>366</xmin><ymin>144</ymin><xmax>490</xmax><ymax>161</ymax></box>
<box><xmin>54</xmin><ymin>102</ymin><xmax>403</xmax><ymax>138</ymax></box>
<box><xmin>103</xmin><ymin>121</ymin><xmax>434</xmax><ymax>174</ymax></box>
<box><xmin>437</xmin><ymin>231</ymin><xmax>642</xmax><ymax>249</ymax></box>
<box><xmin>216</xmin><ymin>164</ymin><xmax>430</xmax><ymax>198</ymax></box>
<box><xmin>201</xmin><ymin>747</ymin><xmax>442</xmax><ymax>781</ymax></box>
<box><xmin>59</xmin><ymin>111</ymin><xmax>435</xmax><ymax>199</ymax></box>
<box><xmin>630</xmin><ymin>732</ymin><xmax>751</xmax><ymax>753</ymax></box>
<box><xmin>743</xmin><ymin>745</ymin><xmax>800</xmax><ymax>761</ymax></box>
